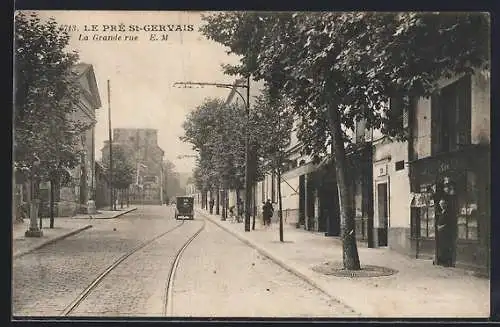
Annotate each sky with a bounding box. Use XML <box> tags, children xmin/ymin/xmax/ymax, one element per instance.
<box><xmin>32</xmin><ymin>11</ymin><xmax>242</xmax><ymax>174</ymax></box>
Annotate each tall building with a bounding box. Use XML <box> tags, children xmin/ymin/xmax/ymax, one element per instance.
<box><xmin>41</xmin><ymin>63</ymin><xmax>102</xmax><ymax>217</ymax></box>
<box><xmin>101</xmin><ymin>128</ymin><xmax>165</xmax><ymax>204</ymax></box>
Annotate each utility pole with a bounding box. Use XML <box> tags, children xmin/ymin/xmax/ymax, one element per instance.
<box><xmin>107</xmin><ymin>80</ymin><xmax>114</xmax><ymax>211</ymax></box>
<box><xmin>244</xmin><ymin>76</ymin><xmax>251</xmax><ymax>232</ymax></box>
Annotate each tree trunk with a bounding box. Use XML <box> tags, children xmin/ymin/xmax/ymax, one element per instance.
<box><xmin>221</xmin><ymin>189</ymin><xmax>227</xmax><ymax>220</ymax></box>
<box><xmin>49</xmin><ymin>179</ymin><xmax>55</xmax><ymax>228</ymax></box>
<box><xmin>278</xmin><ymin>168</ymin><xmax>284</xmax><ymax>242</ymax></box>
<box><xmin>327</xmin><ymin>107</ymin><xmax>361</xmax><ymax>270</ymax></box>
<box><xmin>252</xmin><ymin>184</ymin><xmax>256</xmax><ymax>230</ymax></box>
<box><xmin>120</xmin><ymin>189</ymin><xmax>124</xmax><ymax>208</ymax></box>
<box><xmin>80</xmin><ymin>154</ymin><xmax>88</xmax><ymax>214</ymax></box>
<box><xmin>216</xmin><ymin>188</ymin><xmax>220</xmax><ymax>215</ymax></box>
<box><xmin>127</xmin><ymin>188</ymin><xmax>130</xmax><ymax>208</ymax></box>
<box><xmin>35</xmin><ymin>179</ymin><xmax>42</xmax><ymax>229</ymax></box>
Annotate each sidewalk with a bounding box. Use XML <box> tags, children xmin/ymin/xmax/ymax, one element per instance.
<box><xmin>12</xmin><ymin>207</ymin><xmax>137</xmax><ymax>259</ymax></box>
<box><xmin>198</xmin><ymin>209</ymin><xmax>490</xmax><ymax>318</ymax></box>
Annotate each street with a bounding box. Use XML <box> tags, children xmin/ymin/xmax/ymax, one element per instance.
<box><xmin>12</xmin><ymin>205</ymin><xmax>355</xmax><ymax>317</ymax></box>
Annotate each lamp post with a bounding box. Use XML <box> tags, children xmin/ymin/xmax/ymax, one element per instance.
<box><xmin>25</xmin><ymin>155</ymin><xmax>43</xmax><ymax>237</ymax></box>
<box><xmin>173</xmin><ymin>78</ymin><xmax>252</xmax><ymax>232</ymax></box>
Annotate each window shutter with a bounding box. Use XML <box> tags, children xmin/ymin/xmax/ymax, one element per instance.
<box><xmin>431</xmin><ymin>93</ymin><xmax>441</xmax><ymax>155</ymax></box>
<box><xmin>456</xmin><ymin>75</ymin><xmax>472</xmax><ymax>147</ymax></box>
<box><xmin>403</xmin><ymin>107</ymin><xmax>409</xmax><ymax>128</ymax></box>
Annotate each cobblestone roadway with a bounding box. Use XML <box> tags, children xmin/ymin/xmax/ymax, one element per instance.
<box><xmin>69</xmin><ymin>220</ymin><xmax>204</xmax><ymax>316</ymax></box>
<box><xmin>172</xmin><ymin>219</ymin><xmax>358</xmax><ymax>317</ymax></box>
<box><xmin>14</xmin><ymin>206</ymin><xmax>356</xmax><ymax>317</ymax></box>
<box><xmin>12</xmin><ymin>206</ymin><xmax>178</xmax><ymax>316</ymax></box>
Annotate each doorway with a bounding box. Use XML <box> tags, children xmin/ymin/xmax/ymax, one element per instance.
<box><xmin>298</xmin><ymin>175</ymin><xmax>305</xmax><ymax>227</ymax></box>
<box><xmin>377</xmin><ymin>182</ymin><xmax>389</xmax><ymax>246</ymax></box>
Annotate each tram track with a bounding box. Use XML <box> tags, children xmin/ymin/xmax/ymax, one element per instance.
<box><xmin>61</xmin><ymin>218</ymin><xmax>207</xmax><ymax>316</ymax></box>
<box><xmin>163</xmin><ymin>219</ymin><xmax>206</xmax><ymax>316</ymax></box>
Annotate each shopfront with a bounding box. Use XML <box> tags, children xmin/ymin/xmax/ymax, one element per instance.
<box><xmin>409</xmin><ymin>144</ymin><xmax>490</xmax><ymax>272</ymax></box>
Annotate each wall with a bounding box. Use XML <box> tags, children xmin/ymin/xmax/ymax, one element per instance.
<box><xmin>412</xmin><ymin>97</ymin><xmax>432</xmax><ymax>160</ymax></box>
<box><xmin>373</xmin><ymin>139</ymin><xmax>411</xmax><ymax>253</ymax></box>
<box><xmin>471</xmin><ymin>70</ymin><xmax>490</xmax><ymax>144</ymax></box>
<box><xmin>413</xmin><ymin>69</ymin><xmax>490</xmax><ymax>161</ymax></box>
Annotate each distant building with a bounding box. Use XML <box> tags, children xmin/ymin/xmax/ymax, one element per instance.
<box><xmin>101</xmin><ymin>128</ymin><xmax>165</xmax><ymax>204</ymax></box>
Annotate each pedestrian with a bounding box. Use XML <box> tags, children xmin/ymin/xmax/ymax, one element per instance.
<box><xmin>262</xmin><ymin>199</ymin><xmax>274</xmax><ymax>227</ymax></box>
<box><xmin>434</xmin><ymin>178</ymin><xmax>457</xmax><ymax>267</ymax></box>
<box><xmin>209</xmin><ymin>198</ymin><xmax>214</xmax><ymax>214</ymax></box>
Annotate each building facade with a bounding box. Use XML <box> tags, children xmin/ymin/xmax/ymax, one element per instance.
<box><xmin>48</xmin><ymin>63</ymin><xmax>101</xmax><ymax>217</ymax></box>
<box><xmin>407</xmin><ymin>70</ymin><xmax>490</xmax><ymax>272</ymax></box>
<box><xmin>191</xmin><ymin>71</ymin><xmax>490</xmax><ymax>273</ymax></box>
<box><xmin>101</xmin><ymin>128</ymin><xmax>165</xmax><ymax>205</ymax></box>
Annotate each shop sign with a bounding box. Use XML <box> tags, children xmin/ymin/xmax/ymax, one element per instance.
<box><xmin>410</xmin><ymin>192</ymin><xmax>432</xmax><ymax>207</ymax></box>
<box><xmin>417</xmin><ymin>156</ymin><xmax>464</xmax><ymax>178</ymax></box>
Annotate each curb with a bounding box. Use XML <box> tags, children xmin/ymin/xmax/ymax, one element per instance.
<box><xmin>13</xmin><ymin>225</ymin><xmax>93</xmax><ymax>259</ymax></box>
<box><xmin>198</xmin><ymin>209</ymin><xmax>361</xmax><ymax>316</ymax></box>
<box><xmin>77</xmin><ymin>207</ymin><xmax>138</xmax><ymax>219</ymax></box>
<box><xmin>109</xmin><ymin>207</ymin><xmax>137</xmax><ymax>219</ymax></box>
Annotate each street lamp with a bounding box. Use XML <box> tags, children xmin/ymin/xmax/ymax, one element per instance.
<box><xmin>173</xmin><ymin>78</ymin><xmax>252</xmax><ymax>232</ymax></box>
<box><xmin>25</xmin><ymin>155</ymin><xmax>43</xmax><ymax>237</ymax></box>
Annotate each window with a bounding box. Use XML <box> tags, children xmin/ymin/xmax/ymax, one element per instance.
<box><xmin>432</xmin><ymin>75</ymin><xmax>472</xmax><ymax>154</ymax></box>
<box><xmin>456</xmin><ymin>171</ymin><xmax>479</xmax><ymax>241</ymax></box>
<box><xmin>395</xmin><ymin>160</ymin><xmax>405</xmax><ymax>171</ymax></box>
<box><xmin>417</xmin><ymin>183</ymin><xmax>435</xmax><ymax>239</ymax></box>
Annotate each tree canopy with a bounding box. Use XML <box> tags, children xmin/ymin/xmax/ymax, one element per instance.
<box><xmin>101</xmin><ymin>144</ymin><xmax>135</xmax><ymax>190</ymax></box>
<box><xmin>200</xmin><ymin>11</ymin><xmax>490</xmax><ymax>270</ymax></box>
<box><xmin>182</xmin><ymin>97</ymin><xmax>247</xmax><ymax>192</ymax></box>
<box><xmin>201</xmin><ymin>12</ymin><xmax>490</xmax><ymax>160</ymax></box>
<box><xmin>14</xmin><ymin>11</ymin><xmax>91</xmax><ymax>182</ymax></box>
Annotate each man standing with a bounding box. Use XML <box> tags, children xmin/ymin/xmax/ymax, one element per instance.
<box><xmin>209</xmin><ymin>198</ymin><xmax>215</xmax><ymax>214</ymax></box>
<box><xmin>263</xmin><ymin>199</ymin><xmax>274</xmax><ymax>227</ymax></box>
<box><xmin>237</xmin><ymin>198</ymin><xmax>244</xmax><ymax>223</ymax></box>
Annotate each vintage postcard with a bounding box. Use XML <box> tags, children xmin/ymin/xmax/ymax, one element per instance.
<box><xmin>12</xmin><ymin>10</ymin><xmax>490</xmax><ymax>319</ymax></box>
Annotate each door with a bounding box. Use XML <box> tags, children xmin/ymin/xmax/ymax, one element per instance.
<box><xmin>377</xmin><ymin>183</ymin><xmax>389</xmax><ymax>246</ymax></box>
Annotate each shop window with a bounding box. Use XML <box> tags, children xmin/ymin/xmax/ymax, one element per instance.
<box><xmin>456</xmin><ymin>171</ymin><xmax>479</xmax><ymax>241</ymax></box>
<box><xmin>416</xmin><ymin>183</ymin><xmax>435</xmax><ymax>239</ymax></box>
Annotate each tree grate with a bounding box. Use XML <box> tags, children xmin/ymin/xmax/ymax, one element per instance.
<box><xmin>312</xmin><ymin>261</ymin><xmax>398</xmax><ymax>278</ymax></box>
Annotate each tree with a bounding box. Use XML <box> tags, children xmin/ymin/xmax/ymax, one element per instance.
<box><xmin>14</xmin><ymin>11</ymin><xmax>90</xmax><ymax>227</ymax></box>
<box><xmin>253</xmin><ymin>89</ymin><xmax>293</xmax><ymax>241</ymax></box>
<box><xmin>201</xmin><ymin>11</ymin><xmax>489</xmax><ymax>270</ymax></box>
<box><xmin>181</xmin><ymin>97</ymin><xmax>248</xmax><ymax>219</ymax></box>
<box><xmin>101</xmin><ymin>145</ymin><xmax>135</xmax><ymax>209</ymax></box>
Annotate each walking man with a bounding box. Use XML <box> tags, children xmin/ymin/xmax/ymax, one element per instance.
<box><xmin>263</xmin><ymin>199</ymin><xmax>274</xmax><ymax>227</ymax></box>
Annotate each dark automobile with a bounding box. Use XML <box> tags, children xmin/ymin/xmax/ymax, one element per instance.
<box><xmin>175</xmin><ymin>196</ymin><xmax>194</xmax><ymax>220</ymax></box>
